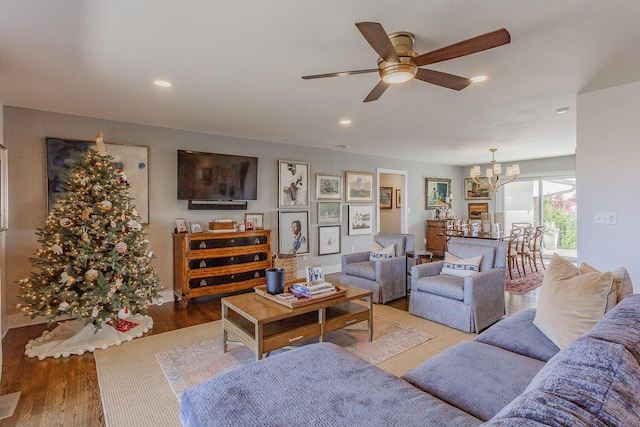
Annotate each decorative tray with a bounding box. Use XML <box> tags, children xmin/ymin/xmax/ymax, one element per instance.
<box><xmin>254</xmin><ymin>284</ymin><xmax>346</xmax><ymax>308</ymax></box>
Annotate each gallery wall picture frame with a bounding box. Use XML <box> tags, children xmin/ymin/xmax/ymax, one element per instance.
<box><xmin>396</xmin><ymin>189</ymin><xmax>402</xmax><ymax>208</ymax></box>
<box><xmin>305</xmin><ymin>265</ymin><xmax>325</xmax><ymax>282</ymax></box>
<box><xmin>316</xmin><ymin>173</ymin><xmax>342</xmax><ymax>200</ymax></box>
<box><xmin>244</xmin><ymin>212</ymin><xmax>264</xmax><ymax>230</ymax></box>
<box><xmin>278</xmin><ymin>160</ymin><xmax>310</xmax><ymax>208</ymax></box>
<box><xmin>425</xmin><ymin>177</ymin><xmax>451</xmax><ymax>210</ymax></box>
<box><xmin>189</xmin><ymin>221</ymin><xmax>203</xmax><ymax>233</ymax></box>
<box><xmin>345</xmin><ymin>171</ymin><xmax>374</xmax><ymax>203</ymax></box>
<box><xmin>278</xmin><ymin>210</ymin><xmax>309</xmax><ymax>254</ymax></box>
<box><xmin>46</xmin><ymin>137</ymin><xmax>150</xmax><ymax>224</ymax></box>
<box><xmin>317</xmin><ymin>201</ymin><xmax>341</xmax><ymax>225</ymax></box>
<box><xmin>468</xmin><ymin>202</ymin><xmax>490</xmax><ymax>220</ymax></box>
<box><xmin>464</xmin><ymin>178</ymin><xmax>492</xmax><ymax>200</ymax></box>
<box><xmin>0</xmin><ymin>144</ymin><xmax>8</xmax><ymax>231</ymax></box>
<box><xmin>379</xmin><ymin>186</ymin><xmax>392</xmax><ymax>209</ymax></box>
<box><xmin>348</xmin><ymin>204</ymin><xmax>374</xmax><ymax>235</ymax></box>
<box><xmin>318</xmin><ymin>225</ymin><xmax>341</xmax><ymax>255</ymax></box>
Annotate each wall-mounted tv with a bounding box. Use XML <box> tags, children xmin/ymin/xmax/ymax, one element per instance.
<box><xmin>177</xmin><ymin>150</ymin><xmax>258</xmax><ymax>201</ymax></box>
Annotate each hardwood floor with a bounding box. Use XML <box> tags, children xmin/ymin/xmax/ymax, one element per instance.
<box><xmin>0</xmin><ymin>290</ymin><xmax>537</xmax><ymax>427</ymax></box>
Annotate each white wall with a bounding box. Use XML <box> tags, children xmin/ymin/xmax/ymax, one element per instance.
<box><xmin>3</xmin><ymin>107</ymin><xmax>463</xmax><ymax>328</ymax></box>
<box><xmin>577</xmin><ymin>81</ymin><xmax>640</xmax><ymax>290</ymax></box>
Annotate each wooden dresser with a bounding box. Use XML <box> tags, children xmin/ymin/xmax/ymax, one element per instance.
<box><xmin>173</xmin><ymin>230</ymin><xmax>271</xmax><ymax>308</ymax></box>
<box><xmin>426</xmin><ymin>220</ymin><xmax>447</xmax><ymax>257</ymax></box>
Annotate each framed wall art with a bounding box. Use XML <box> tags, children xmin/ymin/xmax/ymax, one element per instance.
<box><xmin>244</xmin><ymin>212</ymin><xmax>264</xmax><ymax>230</ymax></box>
<box><xmin>345</xmin><ymin>171</ymin><xmax>374</xmax><ymax>203</ymax></box>
<box><xmin>0</xmin><ymin>144</ymin><xmax>7</xmax><ymax>231</ymax></box>
<box><xmin>379</xmin><ymin>187</ymin><xmax>392</xmax><ymax>209</ymax></box>
<box><xmin>278</xmin><ymin>210</ymin><xmax>309</xmax><ymax>254</ymax></box>
<box><xmin>396</xmin><ymin>189</ymin><xmax>401</xmax><ymax>208</ymax></box>
<box><xmin>317</xmin><ymin>201</ymin><xmax>341</xmax><ymax>225</ymax></box>
<box><xmin>348</xmin><ymin>204</ymin><xmax>373</xmax><ymax>235</ymax></box>
<box><xmin>316</xmin><ymin>173</ymin><xmax>342</xmax><ymax>200</ymax></box>
<box><xmin>468</xmin><ymin>202</ymin><xmax>489</xmax><ymax>220</ymax></box>
<box><xmin>425</xmin><ymin>177</ymin><xmax>451</xmax><ymax>210</ymax></box>
<box><xmin>464</xmin><ymin>178</ymin><xmax>492</xmax><ymax>200</ymax></box>
<box><xmin>46</xmin><ymin>137</ymin><xmax>150</xmax><ymax>224</ymax></box>
<box><xmin>278</xmin><ymin>160</ymin><xmax>310</xmax><ymax>208</ymax></box>
<box><xmin>318</xmin><ymin>225</ymin><xmax>341</xmax><ymax>255</ymax></box>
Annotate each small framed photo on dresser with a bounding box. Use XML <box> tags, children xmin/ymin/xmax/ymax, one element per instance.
<box><xmin>189</xmin><ymin>221</ymin><xmax>203</xmax><ymax>233</ymax></box>
<box><xmin>175</xmin><ymin>218</ymin><xmax>188</xmax><ymax>233</ymax></box>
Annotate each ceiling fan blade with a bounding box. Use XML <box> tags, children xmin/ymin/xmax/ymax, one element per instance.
<box><xmin>414</xmin><ymin>28</ymin><xmax>511</xmax><ymax>67</ymax></box>
<box><xmin>363</xmin><ymin>80</ymin><xmax>390</xmax><ymax>102</ymax></box>
<box><xmin>301</xmin><ymin>69</ymin><xmax>378</xmax><ymax>80</ymax></box>
<box><xmin>414</xmin><ymin>68</ymin><xmax>472</xmax><ymax>91</ymax></box>
<box><xmin>355</xmin><ymin>22</ymin><xmax>400</xmax><ymax>63</ymax></box>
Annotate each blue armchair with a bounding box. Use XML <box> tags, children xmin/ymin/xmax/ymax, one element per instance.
<box><xmin>409</xmin><ymin>237</ymin><xmax>508</xmax><ymax>332</ymax></box>
<box><xmin>341</xmin><ymin>233</ymin><xmax>415</xmax><ymax>304</ymax></box>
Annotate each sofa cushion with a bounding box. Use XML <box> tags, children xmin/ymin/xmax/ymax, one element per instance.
<box><xmin>415</xmin><ymin>274</ymin><xmax>465</xmax><ymax>300</ymax></box>
<box><xmin>343</xmin><ymin>260</ymin><xmax>376</xmax><ymax>281</ymax></box>
<box><xmin>585</xmin><ymin>294</ymin><xmax>640</xmax><ymax>364</ymax></box>
<box><xmin>369</xmin><ymin>243</ymin><xmax>395</xmax><ymax>261</ymax></box>
<box><xmin>180</xmin><ymin>342</ymin><xmax>483</xmax><ymax>427</ymax></box>
<box><xmin>579</xmin><ymin>263</ymin><xmax>634</xmax><ymax>310</ymax></box>
<box><xmin>486</xmin><ymin>336</ymin><xmax>640</xmax><ymax>427</ymax></box>
<box><xmin>476</xmin><ymin>309</ymin><xmax>560</xmax><ymax>362</ymax></box>
<box><xmin>403</xmin><ymin>341</ymin><xmax>546</xmax><ymax>422</ymax></box>
<box><xmin>533</xmin><ymin>253</ymin><xmax>613</xmax><ymax>349</ymax></box>
<box><xmin>441</xmin><ymin>252</ymin><xmax>482</xmax><ymax>278</ymax></box>
<box><xmin>448</xmin><ymin>242</ymin><xmax>496</xmax><ymax>272</ymax></box>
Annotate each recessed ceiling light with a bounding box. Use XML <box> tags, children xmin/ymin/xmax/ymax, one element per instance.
<box><xmin>556</xmin><ymin>107</ymin><xmax>570</xmax><ymax>114</ymax></box>
<box><xmin>153</xmin><ymin>80</ymin><xmax>173</xmax><ymax>88</ymax></box>
<box><xmin>339</xmin><ymin>119</ymin><xmax>352</xmax><ymax>125</ymax></box>
<box><xmin>470</xmin><ymin>75</ymin><xmax>488</xmax><ymax>83</ymax></box>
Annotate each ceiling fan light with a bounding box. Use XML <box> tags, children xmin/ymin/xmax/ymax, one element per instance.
<box><xmin>382</xmin><ymin>71</ymin><xmax>414</xmax><ymax>84</ymax></box>
<box><xmin>379</xmin><ymin>62</ymin><xmax>417</xmax><ymax>84</ymax></box>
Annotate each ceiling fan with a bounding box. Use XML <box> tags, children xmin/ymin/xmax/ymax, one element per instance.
<box><xmin>302</xmin><ymin>22</ymin><xmax>510</xmax><ymax>102</ymax></box>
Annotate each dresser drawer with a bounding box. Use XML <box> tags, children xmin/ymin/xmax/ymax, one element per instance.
<box><xmin>188</xmin><ymin>235</ymin><xmax>269</xmax><ymax>251</ymax></box>
<box><xmin>189</xmin><ymin>269</ymin><xmax>265</xmax><ymax>288</ymax></box>
<box><xmin>188</xmin><ymin>252</ymin><xmax>269</xmax><ymax>269</ymax></box>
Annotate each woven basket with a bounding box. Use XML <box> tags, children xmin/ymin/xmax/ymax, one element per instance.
<box><xmin>272</xmin><ymin>252</ymin><xmax>297</xmax><ymax>282</ymax></box>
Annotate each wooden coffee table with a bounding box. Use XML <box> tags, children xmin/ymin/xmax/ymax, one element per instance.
<box><xmin>221</xmin><ymin>283</ymin><xmax>373</xmax><ymax>361</ymax></box>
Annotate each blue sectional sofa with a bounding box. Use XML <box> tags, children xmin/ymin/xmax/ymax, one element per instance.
<box><xmin>180</xmin><ymin>294</ymin><xmax>640</xmax><ymax>426</ymax></box>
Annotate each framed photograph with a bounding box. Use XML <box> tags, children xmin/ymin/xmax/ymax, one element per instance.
<box><xmin>317</xmin><ymin>201</ymin><xmax>341</xmax><ymax>225</ymax></box>
<box><xmin>189</xmin><ymin>221</ymin><xmax>203</xmax><ymax>233</ymax></box>
<box><xmin>278</xmin><ymin>210</ymin><xmax>309</xmax><ymax>254</ymax></box>
<box><xmin>345</xmin><ymin>171</ymin><xmax>374</xmax><ymax>203</ymax></box>
<box><xmin>396</xmin><ymin>189</ymin><xmax>401</xmax><ymax>208</ymax></box>
<box><xmin>318</xmin><ymin>225</ymin><xmax>341</xmax><ymax>255</ymax></box>
<box><xmin>244</xmin><ymin>212</ymin><xmax>264</xmax><ymax>230</ymax></box>
<box><xmin>379</xmin><ymin>187</ymin><xmax>392</xmax><ymax>209</ymax></box>
<box><xmin>279</xmin><ymin>160</ymin><xmax>310</xmax><ymax>208</ymax></box>
<box><xmin>464</xmin><ymin>178</ymin><xmax>492</xmax><ymax>200</ymax></box>
<box><xmin>425</xmin><ymin>178</ymin><xmax>451</xmax><ymax>210</ymax></box>
<box><xmin>175</xmin><ymin>218</ymin><xmax>187</xmax><ymax>233</ymax></box>
<box><xmin>468</xmin><ymin>202</ymin><xmax>489</xmax><ymax>220</ymax></box>
<box><xmin>316</xmin><ymin>173</ymin><xmax>342</xmax><ymax>200</ymax></box>
<box><xmin>305</xmin><ymin>265</ymin><xmax>325</xmax><ymax>282</ymax></box>
<box><xmin>348</xmin><ymin>205</ymin><xmax>373</xmax><ymax>235</ymax></box>
<box><xmin>46</xmin><ymin>137</ymin><xmax>150</xmax><ymax>224</ymax></box>
<box><xmin>0</xmin><ymin>144</ymin><xmax>8</xmax><ymax>231</ymax></box>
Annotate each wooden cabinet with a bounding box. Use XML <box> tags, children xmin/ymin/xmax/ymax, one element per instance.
<box><xmin>426</xmin><ymin>220</ymin><xmax>447</xmax><ymax>257</ymax></box>
<box><xmin>173</xmin><ymin>230</ymin><xmax>271</xmax><ymax>308</ymax></box>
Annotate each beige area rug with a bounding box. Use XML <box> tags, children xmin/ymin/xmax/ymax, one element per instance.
<box><xmin>95</xmin><ymin>303</ymin><xmax>474</xmax><ymax>427</ymax></box>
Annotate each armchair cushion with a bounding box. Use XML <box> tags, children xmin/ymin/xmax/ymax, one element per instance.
<box><xmin>448</xmin><ymin>242</ymin><xmax>496</xmax><ymax>272</ymax></box>
<box><xmin>369</xmin><ymin>243</ymin><xmax>396</xmax><ymax>261</ymax></box>
<box><xmin>343</xmin><ymin>261</ymin><xmax>376</xmax><ymax>281</ymax></box>
<box><xmin>441</xmin><ymin>252</ymin><xmax>483</xmax><ymax>278</ymax></box>
<box><xmin>415</xmin><ymin>274</ymin><xmax>465</xmax><ymax>301</ymax></box>
<box><xmin>374</xmin><ymin>234</ymin><xmax>406</xmax><ymax>256</ymax></box>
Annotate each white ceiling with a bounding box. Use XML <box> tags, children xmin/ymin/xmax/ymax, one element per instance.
<box><xmin>1</xmin><ymin>1</ymin><xmax>640</xmax><ymax>166</ymax></box>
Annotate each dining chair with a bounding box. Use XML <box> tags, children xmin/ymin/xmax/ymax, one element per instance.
<box><xmin>507</xmin><ymin>227</ymin><xmax>522</xmax><ymax>279</ymax></box>
<box><xmin>516</xmin><ymin>226</ymin><xmax>535</xmax><ymax>275</ymax></box>
<box><xmin>529</xmin><ymin>226</ymin><xmax>546</xmax><ymax>272</ymax></box>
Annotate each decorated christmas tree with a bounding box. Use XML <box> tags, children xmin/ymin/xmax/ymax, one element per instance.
<box><xmin>17</xmin><ymin>133</ymin><xmax>160</xmax><ymax>338</ymax></box>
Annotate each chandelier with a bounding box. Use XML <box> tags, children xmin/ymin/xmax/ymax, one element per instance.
<box><xmin>469</xmin><ymin>148</ymin><xmax>520</xmax><ymax>193</ymax></box>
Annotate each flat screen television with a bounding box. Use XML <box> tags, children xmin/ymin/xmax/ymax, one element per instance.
<box><xmin>177</xmin><ymin>150</ymin><xmax>258</xmax><ymax>201</ymax></box>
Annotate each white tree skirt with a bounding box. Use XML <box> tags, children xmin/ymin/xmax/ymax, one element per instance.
<box><xmin>25</xmin><ymin>314</ymin><xmax>153</xmax><ymax>360</ymax></box>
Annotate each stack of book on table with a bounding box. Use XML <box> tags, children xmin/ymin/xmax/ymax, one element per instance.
<box><xmin>288</xmin><ymin>282</ymin><xmax>337</xmax><ymax>299</ymax></box>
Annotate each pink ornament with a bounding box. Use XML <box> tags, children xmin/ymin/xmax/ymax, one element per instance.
<box><xmin>115</xmin><ymin>242</ymin><xmax>127</xmax><ymax>253</ymax></box>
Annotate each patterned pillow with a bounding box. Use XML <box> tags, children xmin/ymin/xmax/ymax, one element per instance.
<box><xmin>440</xmin><ymin>252</ymin><xmax>482</xmax><ymax>278</ymax></box>
<box><xmin>369</xmin><ymin>243</ymin><xmax>395</xmax><ymax>261</ymax></box>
